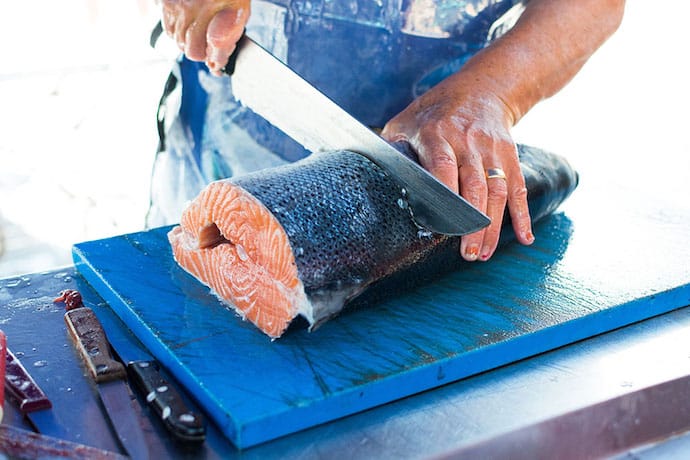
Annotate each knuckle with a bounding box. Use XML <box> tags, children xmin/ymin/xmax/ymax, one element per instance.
<box><xmin>510</xmin><ymin>185</ymin><xmax>528</xmax><ymax>201</ymax></box>
<box><xmin>427</xmin><ymin>152</ymin><xmax>457</xmax><ymax>171</ymax></box>
<box><xmin>487</xmin><ymin>181</ymin><xmax>508</xmax><ymax>201</ymax></box>
<box><xmin>462</xmin><ymin>174</ymin><xmax>486</xmax><ymax>193</ymax></box>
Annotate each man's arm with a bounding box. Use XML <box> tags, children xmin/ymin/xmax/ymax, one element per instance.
<box><xmin>382</xmin><ymin>0</ymin><xmax>625</xmax><ymax>261</ymax></box>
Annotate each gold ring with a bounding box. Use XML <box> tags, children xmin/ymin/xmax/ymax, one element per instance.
<box><xmin>485</xmin><ymin>168</ymin><xmax>506</xmax><ymax>180</ymax></box>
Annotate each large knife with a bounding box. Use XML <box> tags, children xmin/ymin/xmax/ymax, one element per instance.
<box><xmin>224</xmin><ymin>35</ymin><xmax>490</xmax><ymax>236</ymax></box>
<box><xmin>65</xmin><ymin>307</ymin><xmax>150</xmax><ymax>460</ymax></box>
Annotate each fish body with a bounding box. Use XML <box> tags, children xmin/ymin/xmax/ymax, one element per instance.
<box><xmin>168</xmin><ymin>144</ymin><xmax>578</xmax><ymax>338</ymax></box>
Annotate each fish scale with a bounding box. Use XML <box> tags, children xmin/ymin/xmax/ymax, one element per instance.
<box><xmin>233</xmin><ymin>150</ymin><xmax>427</xmax><ymax>299</ymax></box>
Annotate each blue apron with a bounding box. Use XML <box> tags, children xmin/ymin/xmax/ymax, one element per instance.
<box><xmin>147</xmin><ymin>0</ymin><xmax>527</xmax><ymax>226</ymax></box>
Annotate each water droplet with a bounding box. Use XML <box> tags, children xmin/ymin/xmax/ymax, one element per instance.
<box><xmin>417</xmin><ymin>229</ymin><xmax>433</xmax><ymax>239</ymax></box>
<box><xmin>295</xmin><ymin>247</ymin><xmax>304</xmax><ymax>256</ymax></box>
<box><xmin>147</xmin><ymin>391</ymin><xmax>156</xmax><ymax>402</ymax></box>
<box><xmin>397</xmin><ymin>198</ymin><xmax>408</xmax><ymax>209</ymax></box>
<box><xmin>162</xmin><ymin>406</ymin><xmax>171</xmax><ymax>419</ymax></box>
<box><xmin>156</xmin><ymin>385</ymin><xmax>169</xmax><ymax>393</ymax></box>
<box><xmin>33</xmin><ymin>360</ymin><xmax>48</xmax><ymax>368</ymax></box>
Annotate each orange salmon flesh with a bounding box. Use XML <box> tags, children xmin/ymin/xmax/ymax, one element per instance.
<box><xmin>168</xmin><ymin>181</ymin><xmax>309</xmax><ymax>339</ymax></box>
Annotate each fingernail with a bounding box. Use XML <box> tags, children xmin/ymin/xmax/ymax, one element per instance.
<box><xmin>524</xmin><ymin>231</ymin><xmax>535</xmax><ymax>244</ymax></box>
<box><xmin>465</xmin><ymin>245</ymin><xmax>479</xmax><ymax>261</ymax></box>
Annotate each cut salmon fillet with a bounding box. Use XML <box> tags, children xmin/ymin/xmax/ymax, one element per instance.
<box><xmin>168</xmin><ymin>181</ymin><xmax>309</xmax><ymax>338</ymax></box>
<box><xmin>169</xmin><ymin>147</ymin><xmax>579</xmax><ymax>339</ymax></box>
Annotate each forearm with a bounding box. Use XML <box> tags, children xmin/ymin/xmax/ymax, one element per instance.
<box><xmin>453</xmin><ymin>0</ymin><xmax>625</xmax><ymax>125</ymax></box>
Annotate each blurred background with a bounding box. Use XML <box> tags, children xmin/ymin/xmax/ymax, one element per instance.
<box><xmin>1</xmin><ymin>1</ymin><xmax>689</xmax><ymax>278</ymax></box>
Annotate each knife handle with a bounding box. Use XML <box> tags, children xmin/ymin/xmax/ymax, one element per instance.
<box><xmin>4</xmin><ymin>346</ymin><xmax>52</xmax><ymax>413</ymax></box>
<box><xmin>128</xmin><ymin>360</ymin><xmax>206</xmax><ymax>443</ymax></box>
<box><xmin>222</xmin><ymin>29</ymin><xmax>246</xmax><ymax>75</ymax></box>
<box><xmin>64</xmin><ymin>307</ymin><xmax>126</xmax><ymax>383</ymax></box>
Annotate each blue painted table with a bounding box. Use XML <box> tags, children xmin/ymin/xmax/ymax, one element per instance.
<box><xmin>72</xmin><ymin>147</ymin><xmax>690</xmax><ymax>449</ymax></box>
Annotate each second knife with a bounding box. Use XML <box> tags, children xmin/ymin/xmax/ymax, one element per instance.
<box><xmin>65</xmin><ymin>307</ymin><xmax>150</xmax><ymax>460</ymax></box>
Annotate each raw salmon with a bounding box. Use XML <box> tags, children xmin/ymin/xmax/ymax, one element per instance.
<box><xmin>168</xmin><ymin>145</ymin><xmax>578</xmax><ymax>339</ymax></box>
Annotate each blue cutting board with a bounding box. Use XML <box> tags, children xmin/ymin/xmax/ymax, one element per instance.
<box><xmin>72</xmin><ymin>163</ymin><xmax>690</xmax><ymax>448</ymax></box>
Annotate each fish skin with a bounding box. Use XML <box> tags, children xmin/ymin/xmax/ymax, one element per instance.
<box><xmin>220</xmin><ymin>143</ymin><xmax>578</xmax><ymax>331</ymax></box>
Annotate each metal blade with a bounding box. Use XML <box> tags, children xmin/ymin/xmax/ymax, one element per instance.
<box><xmin>84</xmin><ymin>298</ymin><xmax>206</xmax><ymax>443</ymax></box>
<box><xmin>4</xmin><ymin>344</ymin><xmax>73</xmax><ymax>441</ymax></box>
<box><xmin>98</xmin><ymin>381</ymin><xmax>149</xmax><ymax>460</ymax></box>
<box><xmin>65</xmin><ymin>307</ymin><xmax>151</xmax><ymax>459</ymax></box>
<box><xmin>228</xmin><ymin>35</ymin><xmax>490</xmax><ymax>236</ymax></box>
<box><xmin>24</xmin><ymin>410</ymin><xmax>73</xmax><ymax>442</ymax></box>
<box><xmin>0</xmin><ymin>424</ymin><xmax>127</xmax><ymax>460</ymax></box>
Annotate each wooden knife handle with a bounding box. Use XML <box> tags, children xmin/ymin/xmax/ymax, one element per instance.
<box><xmin>4</xmin><ymin>346</ymin><xmax>52</xmax><ymax>413</ymax></box>
<box><xmin>64</xmin><ymin>307</ymin><xmax>126</xmax><ymax>383</ymax></box>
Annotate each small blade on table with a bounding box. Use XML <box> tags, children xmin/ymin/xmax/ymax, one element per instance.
<box><xmin>65</xmin><ymin>306</ymin><xmax>149</xmax><ymax>460</ymax></box>
<box><xmin>4</xmin><ymin>346</ymin><xmax>52</xmax><ymax>413</ymax></box>
<box><xmin>0</xmin><ymin>424</ymin><xmax>128</xmax><ymax>460</ymax></box>
<box><xmin>59</xmin><ymin>286</ymin><xmax>207</xmax><ymax>445</ymax></box>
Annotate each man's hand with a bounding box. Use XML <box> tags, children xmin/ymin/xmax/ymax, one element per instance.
<box><xmin>384</xmin><ymin>0</ymin><xmax>624</xmax><ymax>262</ymax></box>
<box><xmin>161</xmin><ymin>0</ymin><xmax>250</xmax><ymax>75</ymax></box>
<box><xmin>382</xmin><ymin>77</ymin><xmax>533</xmax><ymax>262</ymax></box>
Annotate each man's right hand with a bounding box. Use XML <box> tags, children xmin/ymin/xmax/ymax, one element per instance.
<box><xmin>161</xmin><ymin>0</ymin><xmax>250</xmax><ymax>75</ymax></box>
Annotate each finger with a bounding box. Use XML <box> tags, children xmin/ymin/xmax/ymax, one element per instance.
<box><xmin>504</xmin><ymin>150</ymin><xmax>534</xmax><ymax>245</ymax></box>
<box><xmin>206</xmin><ymin>7</ymin><xmax>248</xmax><ymax>75</ymax></box>
<box><xmin>172</xmin><ymin>5</ymin><xmax>195</xmax><ymax>52</ymax></box>
<box><xmin>413</xmin><ymin>133</ymin><xmax>460</xmax><ymax>194</ymax></box>
<box><xmin>161</xmin><ymin>1</ymin><xmax>178</xmax><ymax>39</ymax></box>
<box><xmin>457</xmin><ymin>155</ymin><xmax>488</xmax><ymax>262</ymax></box>
<box><xmin>185</xmin><ymin>13</ymin><xmax>213</xmax><ymax>61</ymax></box>
<box><xmin>479</xmin><ymin>167</ymin><xmax>508</xmax><ymax>261</ymax></box>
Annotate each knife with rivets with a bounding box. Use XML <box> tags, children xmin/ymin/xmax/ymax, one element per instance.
<box><xmin>224</xmin><ymin>34</ymin><xmax>491</xmax><ymax>236</ymax></box>
<box><xmin>69</xmin><ymin>299</ymin><xmax>206</xmax><ymax>444</ymax></box>
<box><xmin>65</xmin><ymin>307</ymin><xmax>150</xmax><ymax>460</ymax></box>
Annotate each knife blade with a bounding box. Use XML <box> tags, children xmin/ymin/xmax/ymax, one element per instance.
<box><xmin>64</xmin><ymin>307</ymin><xmax>150</xmax><ymax>460</ymax></box>
<box><xmin>82</xmin><ymin>299</ymin><xmax>207</xmax><ymax>444</ymax></box>
<box><xmin>0</xmin><ymin>424</ymin><xmax>128</xmax><ymax>460</ymax></box>
<box><xmin>58</xmin><ymin>287</ymin><xmax>207</xmax><ymax>445</ymax></box>
<box><xmin>225</xmin><ymin>34</ymin><xmax>490</xmax><ymax>236</ymax></box>
<box><xmin>3</xmin><ymin>344</ymin><xmax>73</xmax><ymax>442</ymax></box>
